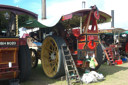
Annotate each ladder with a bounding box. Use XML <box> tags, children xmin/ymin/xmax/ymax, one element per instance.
<box><xmin>61</xmin><ymin>45</ymin><xmax>82</xmax><ymax>85</ymax></box>
<box><xmin>104</xmin><ymin>47</ymin><xmax>115</xmax><ymax>65</ymax></box>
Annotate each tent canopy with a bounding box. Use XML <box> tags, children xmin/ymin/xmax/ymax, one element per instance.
<box><xmin>19</xmin><ymin>19</ymin><xmax>48</xmax><ymax>28</ymax></box>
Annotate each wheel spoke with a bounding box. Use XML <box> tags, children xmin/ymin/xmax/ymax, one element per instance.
<box><xmin>44</xmin><ymin>45</ymin><xmax>53</xmax><ymax>51</ymax></box>
<box><xmin>49</xmin><ymin>60</ymin><xmax>57</xmax><ymax>65</ymax></box>
<box><xmin>49</xmin><ymin>65</ymin><xmax>55</xmax><ymax>73</ymax></box>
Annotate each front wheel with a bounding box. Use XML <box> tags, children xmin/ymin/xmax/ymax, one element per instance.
<box><xmin>30</xmin><ymin>49</ymin><xmax>38</xmax><ymax>68</ymax></box>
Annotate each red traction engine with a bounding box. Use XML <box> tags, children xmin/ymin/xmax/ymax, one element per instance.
<box><xmin>39</xmin><ymin>5</ymin><xmax>111</xmax><ymax>78</ymax></box>
<box><xmin>65</xmin><ymin>7</ymin><xmax>103</xmax><ymax>70</ymax></box>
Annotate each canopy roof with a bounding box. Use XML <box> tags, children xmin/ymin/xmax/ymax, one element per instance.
<box><xmin>20</xmin><ymin>7</ymin><xmax>111</xmax><ymax>29</ymax></box>
<box><xmin>62</xmin><ymin>9</ymin><xmax>111</xmax><ymax>24</ymax></box>
<box><xmin>0</xmin><ymin>4</ymin><xmax>38</xmax><ymax>19</ymax></box>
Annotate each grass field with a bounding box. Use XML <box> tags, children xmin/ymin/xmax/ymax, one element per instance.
<box><xmin>20</xmin><ymin>62</ymin><xmax>128</xmax><ymax>85</ymax></box>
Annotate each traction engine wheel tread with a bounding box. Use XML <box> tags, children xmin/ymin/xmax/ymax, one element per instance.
<box><xmin>41</xmin><ymin>36</ymin><xmax>66</xmax><ymax>78</ymax></box>
<box><xmin>91</xmin><ymin>43</ymin><xmax>103</xmax><ymax>70</ymax></box>
<box><xmin>30</xmin><ymin>49</ymin><xmax>38</xmax><ymax>69</ymax></box>
<box><xmin>18</xmin><ymin>45</ymin><xmax>31</xmax><ymax>82</ymax></box>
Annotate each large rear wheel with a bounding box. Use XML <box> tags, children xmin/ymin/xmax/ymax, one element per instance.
<box><xmin>41</xmin><ymin>36</ymin><xmax>66</xmax><ymax>78</ymax></box>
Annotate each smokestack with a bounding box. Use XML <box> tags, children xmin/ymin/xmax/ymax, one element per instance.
<box><xmin>82</xmin><ymin>1</ymin><xmax>86</xmax><ymax>8</ymax></box>
<box><xmin>42</xmin><ymin>0</ymin><xmax>46</xmax><ymax>19</ymax></box>
<box><xmin>111</xmin><ymin>10</ymin><xmax>114</xmax><ymax>28</ymax></box>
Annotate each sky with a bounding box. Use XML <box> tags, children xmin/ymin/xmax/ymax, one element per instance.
<box><xmin>0</xmin><ymin>0</ymin><xmax>128</xmax><ymax>29</ymax></box>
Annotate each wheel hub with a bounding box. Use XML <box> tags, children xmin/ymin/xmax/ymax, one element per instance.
<box><xmin>50</xmin><ymin>52</ymin><xmax>56</xmax><ymax>60</ymax></box>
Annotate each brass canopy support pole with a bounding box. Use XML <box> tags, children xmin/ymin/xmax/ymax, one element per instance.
<box><xmin>83</xmin><ymin>11</ymin><xmax>92</xmax><ymax>34</ymax></box>
<box><xmin>80</xmin><ymin>16</ymin><xmax>82</xmax><ymax>34</ymax></box>
<box><xmin>16</xmin><ymin>15</ymin><xmax>19</xmax><ymax>36</ymax></box>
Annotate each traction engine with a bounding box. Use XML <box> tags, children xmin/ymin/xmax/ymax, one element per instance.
<box><xmin>29</xmin><ymin>5</ymin><xmax>111</xmax><ymax>80</ymax></box>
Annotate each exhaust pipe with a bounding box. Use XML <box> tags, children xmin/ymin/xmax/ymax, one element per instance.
<box><xmin>42</xmin><ymin>0</ymin><xmax>46</xmax><ymax>19</ymax></box>
<box><xmin>82</xmin><ymin>1</ymin><xmax>86</xmax><ymax>8</ymax></box>
<box><xmin>111</xmin><ymin>10</ymin><xmax>114</xmax><ymax>28</ymax></box>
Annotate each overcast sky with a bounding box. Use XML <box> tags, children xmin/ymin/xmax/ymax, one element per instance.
<box><xmin>0</xmin><ymin>0</ymin><xmax>128</xmax><ymax>29</ymax></box>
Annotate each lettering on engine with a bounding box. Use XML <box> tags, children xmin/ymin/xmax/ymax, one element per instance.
<box><xmin>0</xmin><ymin>42</ymin><xmax>17</xmax><ymax>45</ymax></box>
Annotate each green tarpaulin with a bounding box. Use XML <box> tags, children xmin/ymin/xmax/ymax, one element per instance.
<box><xmin>19</xmin><ymin>19</ymin><xmax>47</xmax><ymax>28</ymax></box>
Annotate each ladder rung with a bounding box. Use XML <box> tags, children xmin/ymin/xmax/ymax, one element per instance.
<box><xmin>69</xmin><ymin>75</ymin><xmax>78</xmax><ymax>78</ymax></box>
<box><xmin>65</xmin><ymin>54</ymin><xmax>71</xmax><ymax>56</ymax></box>
<box><xmin>108</xmin><ymin>55</ymin><xmax>113</xmax><ymax>57</ymax></box>
<box><xmin>66</xmin><ymin>59</ymin><xmax>72</xmax><ymax>61</ymax></box>
<box><xmin>62</xmin><ymin>46</ymin><xmax>67</xmax><ymax>48</ymax></box>
<box><xmin>66</xmin><ymin>60</ymin><xmax>72</xmax><ymax>62</ymax></box>
<box><xmin>68</xmin><ymin>70</ymin><xmax>75</xmax><ymax>72</ymax></box>
<box><xmin>64</xmin><ymin>50</ymin><xmax>69</xmax><ymax>52</ymax></box>
<box><xmin>67</xmin><ymin>65</ymin><xmax>73</xmax><ymax>67</ymax></box>
<box><xmin>109</xmin><ymin>57</ymin><xmax>112</xmax><ymax>59</ymax></box>
<box><xmin>62</xmin><ymin>46</ymin><xmax>68</xmax><ymax>50</ymax></box>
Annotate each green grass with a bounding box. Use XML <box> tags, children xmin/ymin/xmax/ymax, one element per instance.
<box><xmin>21</xmin><ymin>62</ymin><xmax>128</xmax><ymax>85</ymax></box>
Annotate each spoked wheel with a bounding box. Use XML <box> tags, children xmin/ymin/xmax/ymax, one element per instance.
<box><xmin>41</xmin><ymin>36</ymin><xmax>66</xmax><ymax>78</ymax></box>
<box><xmin>30</xmin><ymin>49</ymin><xmax>38</xmax><ymax>68</ymax></box>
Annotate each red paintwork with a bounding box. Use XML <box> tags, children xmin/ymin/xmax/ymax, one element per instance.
<box><xmin>87</xmin><ymin>15</ymin><xmax>98</xmax><ymax>33</ymax></box>
<box><xmin>76</xmin><ymin>60</ymin><xmax>83</xmax><ymax>67</ymax></box>
<box><xmin>72</xmin><ymin>29</ymin><xmax>80</xmax><ymax>38</ymax></box>
<box><xmin>62</xmin><ymin>14</ymin><xmax>72</xmax><ymax>21</ymax></box>
<box><xmin>87</xmin><ymin>35</ymin><xmax>98</xmax><ymax>41</ymax></box>
<box><xmin>94</xmin><ymin>11</ymin><xmax>100</xmax><ymax>20</ymax></box>
<box><xmin>75</xmin><ymin>10</ymin><xmax>99</xmax><ymax>68</ymax></box>
<box><xmin>19</xmin><ymin>38</ymin><xmax>27</xmax><ymax>45</ymax></box>
<box><xmin>78</xmin><ymin>36</ymin><xmax>85</xmax><ymax>41</ymax></box>
<box><xmin>125</xmin><ymin>42</ymin><xmax>128</xmax><ymax>53</ymax></box>
<box><xmin>77</xmin><ymin>35</ymin><xmax>86</xmax><ymax>49</ymax></box>
<box><xmin>88</xmin><ymin>41</ymin><xmax>96</xmax><ymax>49</ymax></box>
<box><xmin>78</xmin><ymin>43</ymin><xmax>86</xmax><ymax>49</ymax></box>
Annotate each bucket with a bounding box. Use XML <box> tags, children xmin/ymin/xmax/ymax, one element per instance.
<box><xmin>115</xmin><ymin>60</ymin><xmax>123</xmax><ymax>65</ymax></box>
<box><xmin>122</xmin><ymin>58</ymin><xmax>127</xmax><ymax>62</ymax></box>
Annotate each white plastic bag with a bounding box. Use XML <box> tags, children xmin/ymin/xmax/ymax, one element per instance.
<box><xmin>81</xmin><ymin>71</ymin><xmax>104</xmax><ymax>84</ymax></box>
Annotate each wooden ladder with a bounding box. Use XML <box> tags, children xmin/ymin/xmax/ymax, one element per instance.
<box><xmin>104</xmin><ymin>47</ymin><xmax>115</xmax><ymax>65</ymax></box>
<box><xmin>61</xmin><ymin>45</ymin><xmax>82</xmax><ymax>85</ymax></box>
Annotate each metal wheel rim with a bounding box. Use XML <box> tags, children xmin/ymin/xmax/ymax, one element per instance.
<box><xmin>41</xmin><ymin>37</ymin><xmax>59</xmax><ymax>77</ymax></box>
<box><xmin>30</xmin><ymin>50</ymin><xmax>36</xmax><ymax>68</ymax></box>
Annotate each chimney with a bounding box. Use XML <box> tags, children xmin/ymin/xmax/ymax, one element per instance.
<box><xmin>42</xmin><ymin>0</ymin><xmax>46</xmax><ymax>19</ymax></box>
<box><xmin>111</xmin><ymin>10</ymin><xmax>114</xmax><ymax>28</ymax></box>
<box><xmin>82</xmin><ymin>1</ymin><xmax>86</xmax><ymax>8</ymax></box>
